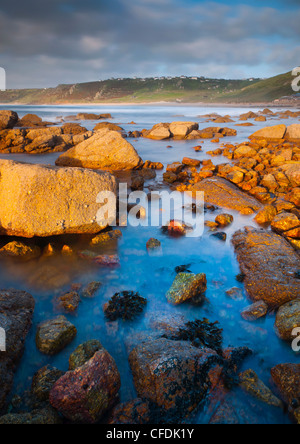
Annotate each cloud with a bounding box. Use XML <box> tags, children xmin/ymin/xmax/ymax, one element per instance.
<box><xmin>0</xmin><ymin>0</ymin><xmax>298</xmax><ymax>87</ymax></box>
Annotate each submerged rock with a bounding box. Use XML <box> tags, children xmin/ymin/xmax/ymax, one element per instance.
<box><xmin>56</xmin><ymin>129</ymin><xmax>143</xmax><ymax>171</ymax></box>
<box><xmin>0</xmin><ymin>289</ymin><xmax>35</xmax><ymax>412</ymax></box>
<box><xmin>0</xmin><ymin>241</ymin><xmax>41</xmax><ymax>261</ymax></box>
<box><xmin>81</xmin><ymin>281</ymin><xmax>102</xmax><ymax>299</ymax></box>
<box><xmin>36</xmin><ymin>316</ymin><xmax>77</xmax><ymax>356</ymax></box>
<box><xmin>271</xmin><ymin>363</ymin><xmax>300</xmax><ymax>423</ymax></box>
<box><xmin>239</xmin><ymin>369</ymin><xmax>283</xmax><ymax>408</ymax></box>
<box><xmin>241</xmin><ymin>300</ymin><xmax>268</xmax><ymax>322</ymax></box>
<box><xmin>166</xmin><ymin>272</ymin><xmax>207</xmax><ymax>305</ymax></box>
<box><xmin>56</xmin><ymin>291</ymin><xmax>81</xmax><ymax>313</ymax></box>
<box><xmin>275</xmin><ymin>300</ymin><xmax>300</xmax><ymax>341</ymax></box>
<box><xmin>146</xmin><ymin>238</ymin><xmax>161</xmax><ymax>250</ymax></box>
<box><xmin>50</xmin><ymin>349</ymin><xmax>121</xmax><ymax>423</ymax></box>
<box><xmin>69</xmin><ymin>340</ymin><xmax>103</xmax><ymax>370</ymax></box>
<box><xmin>129</xmin><ymin>338</ymin><xmax>222</xmax><ymax>415</ymax></box>
<box><xmin>104</xmin><ymin>291</ymin><xmax>147</xmax><ymax>321</ymax></box>
<box><xmin>0</xmin><ymin>160</ymin><xmax>117</xmax><ymax>238</ymax></box>
<box><xmin>0</xmin><ymin>407</ymin><xmax>61</xmax><ymax>425</ymax></box>
<box><xmin>232</xmin><ymin>227</ymin><xmax>300</xmax><ymax>309</ymax></box>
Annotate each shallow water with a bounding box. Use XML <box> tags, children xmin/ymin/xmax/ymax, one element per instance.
<box><xmin>0</xmin><ymin>105</ymin><xmax>299</xmax><ymax>424</ymax></box>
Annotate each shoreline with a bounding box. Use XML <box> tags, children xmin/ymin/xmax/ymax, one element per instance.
<box><xmin>0</xmin><ymin>101</ymin><xmax>299</xmax><ymax>109</ymax></box>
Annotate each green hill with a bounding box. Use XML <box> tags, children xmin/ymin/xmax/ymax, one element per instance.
<box><xmin>0</xmin><ymin>71</ymin><xmax>297</xmax><ymax>104</ymax></box>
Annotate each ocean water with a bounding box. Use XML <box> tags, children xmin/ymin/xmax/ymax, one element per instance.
<box><xmin>0</xmin><ymin>104</ymin><xmax>299</xmax><ymax>424</ymax></box>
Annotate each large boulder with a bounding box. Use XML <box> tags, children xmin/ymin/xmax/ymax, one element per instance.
<box><xmin>232</xmin><ymin>227</ymin><xmax>300</xmax><ymax>309</ymax></box>
<box><xmin>56</xmin><ymin>129</ymin><xmax>143</xmax><ymax>171</ymax></box>
<box><xmin>191</xmin><ymin>177</ymin><xmax>263</xmax><ymax>214</ymax></box>
<box><xmin>129</xmin><ymin>338</ymin><xmax>222</xmax><ymax>415</ymax></box>
<box><xmin>277</xmin><ymin>163</ymin><xmax>300</xmax><ymax>188</ymax></box>
<box><xmin>169</xmin><ymin>122</ymin><xmax>199</xmax><ymax>139</ymax></box>
<box><xmin>0</xmin><ymin>289</ymin><xmax>35</xmax><ymax>412</ymax></box>
<box><xmin>285</xmin><ymin>124</ymin><xmax>300</xmax><ymax>141</ymax></box>
<box><xmin>50</xmin><ymin>349</ymin><xmax>121</xmax><ymax>423</ymax></box>
<box><xmin>0</xmin><ymin>160</ymin><xmax>117</xmax><ymax>237</ymax></box>
<box><xmin>249</xmin><ymin>125</ymin><xmax>286</xmax><ymax>141</ymax></box>
<box><xmin>0</xmin><ymin>110</ymin><xmax>18</xmax><ymax>130</ymax></box>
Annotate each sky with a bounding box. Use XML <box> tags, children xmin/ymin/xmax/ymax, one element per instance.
<box><xmin>0</xmin><ymin>0</ymin><xmax>299</xmax><ymax>88</ymax></box>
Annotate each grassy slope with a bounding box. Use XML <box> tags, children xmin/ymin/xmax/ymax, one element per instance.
<box><xmin>0</xmin><ymin>71</ymin><xmax>295</xmax><ymax>104</ymax></box>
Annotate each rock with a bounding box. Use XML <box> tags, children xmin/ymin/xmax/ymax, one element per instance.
<box><xmin>0</xmin><ymin>289</ymin><xmax>35</xmax><ymax>411</ymax></box>
<box><xmin>249</xmin><ymin>125</ymin><xmax>286</xmax><ymax>141</ymax></box>
<box><xmin>31</xmin><ymin>366</ymin><xmax>64</xmax><ymax>401</ymax></box>
<box><xmin>0</xmin><ymin>160</ymin><xmax>117</xmax><ymax>237</ymax></box>
<box><xmin>36</xmin><ymin>316</ymin><xmax>77</xmax><ymax>355</ymax></box>
<box><xmin>0</xmin><ymin>110</ymin><xmax>18</xmax><ymax>130</ymax></box>
<box><xmin>254</xmin><ymin>205</ymin><xmax>277</xmax><ymax>225</ymax></box>
<box><xmin>143</xmin><ymin>160</ymin><xmax>164</xmax><ymax>170</ymax></box>
<box><xmin>271</xmin><ymin>212</ymin><xmax>300</xmax><ymax>234</ymax></box>
<box><xmin>90</xmin><ymin>230</ymin><xmax>122</xmax><ymax>246</ymax></box>
<box><xmin>56</xmin><ymin>291</ymin><xmax>81</xmax><ymax>313</ymax></box>
<box><xmin>232</xmin><ymin>228</ymin><xmax>300</xmax><ymax>308</ymax></box>
<box><xmin>215</xmin><ymin>213</ymin><xmax>234</xmax><ymax>227</ymax></box>
<box><xmin>285</xmin><ymin>124</ymin><xmax>300</xmax><ymax>141</ymax></box>
<box><xmin>146</xmin><ymin>125</ymin><xmax>171</xmax><ymax>140</ymax></box>
<box><xmin>287</xmin><ymin>188</ymin><xmax>300</xmax><ymax>207</ymax></box>
<box><xmin>76</xmin><ymin>113</ymin><xmax>112</xmax><ymax>120</ymax></box>
<box><xmin>131</xmin><ymin>175</ymin><xmax>144</xmax><ymax>191</ymax></box>
<box><xmin>169</xmin><ymin>122</ymin><xmax>199</xmax><ymax>139</ymax></box>
<box><xmin>146</xmin><ymin>238</ymin><xmax>161</xmax><ymax>250</ymax></box>
<box><xmin>191</xmin><ymin>178</ymin><xmax>262</xmax><ymax>214</ymax></box>
<box><xmin>56</xmin><ymin>129</ymin><xmax>143</xmax><ymax>171</ymax></box>
<box><xmin>69</xmin><ymin>340</ymin><xmax>103</xmax><ymax>370</ymax></box>
<box><xmin>234</xmin><ymin>145</ymin><xmax>257</xmax><ymax>159</ymax></box>
<box><xmin>271</xmin><ymin>364</ymin><xmax>300</xmax><ymax>423</ymax></box>
<box><xmin>182</xmin><ymin>157</ymin><xmax>201</xmax><ymax>167</ymax></box>
<box><xmin>18</xmin><ymin>114</ymin><xmax>49</xmax><ymax>128</ymax></box>
<box><xmin>227</xmin><ymin>170</ymin><xmax>244</xmax><ymax>184</ymax></box>
<box><xmin>239</xmin><ymin>369</ymin><xmax>283</xmax><ymax>408</ymax></box>
<box><xmin>62</xmin><ymin>123</ymin><xmax>88</xmax><ymax>135</ymax></box>
<box><xmin>255</xmin><ymin>116</ymin><xmax>267</xmax><ymax>122</ymax></box>
<box><xmin>226</xmin><ymin>287</ymin><xmax>244</xmax><ymax>301</ymax></box>
<box><xmin>166</xmin><ymin>272</ymin><xmax>207</xmax><ymax>305</ymax></box>
<box><xmin>241</xmin><ymin>301</ymin><xmax>268</xmax><ymax>321</ymax></box>
<box><xmin>129</xmin><ymin>338</ymin><xmax>222</xmax><ymax>415</ymax></box>
<box><xmin>278</xmin><ymin>164</ymin><xmax>300</xmax><ymax>188</ymax></box>
<box><xmin>104</xmin><ymin>291</ymin><xmax>147</xmax><ymax>321</ymax></box>
<box><xmin>81</xmin><ymin>282</ymin><xmax>102</xmax><ymax>299</ymax></box>
<box><xmin>108</xmin><ymin>399</ymin><xmax>151</xmax><ymax>425</ymax></box>
<box><xmin>49</xmin><ymin>349</ymin><xmax>121</xmax><ymax>423</ymax></box>
<box><xmin>0</xmin><ymin>408</ymin><xmax>61</xmax><ymax>425</ymax></box>
<box><xmin>93</xmin><ymin>254</ymin><xmax>120</xmax><ymax>267</ymax></box>
<box><xmin>211</xmin><ymin>232</ymin><xmax>227</xmax><ymax>242</ymax></box>
<box><xmin>275</xmin><ymin>300</ymin><xmax>300</xmax><ymax>341</ymax></box>
<box><xmin>0</xmin><ymin>241</ymin><xmax>41</xmax><ymax>261</ymax></box>
<box><xmin>94</xmin><ymin>122</ymin><xmax>123</xmax><ymax>132</ymax></box>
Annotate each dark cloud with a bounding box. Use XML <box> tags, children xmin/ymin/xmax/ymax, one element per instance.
<box><xmin>0</xmin><ymin>0</ymin><xmax>298</xmax><ymax>88</ymax></box>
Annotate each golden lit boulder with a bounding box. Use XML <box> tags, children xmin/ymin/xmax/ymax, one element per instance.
<box><xmin>169</xmin><ymin>121</ymin><xmax>199</xmax><ymax>139</ymax></box>
<box><xmin>0</xmin><ymin>110</ymin><xmax>19</xmax><ymax>130</ymax></box>
<box><xmin>249</xmin><ymin>125</ymin><xmax>286</xmax><ymax>141</ymax></box>
<box><xmin>0</xmin><ymin>160</ymin><xmax>117</xmax><ymax>238</ymax></box>
<box><xmin>285</xmin><ymin>124</ymin><xmax>300</xmax><ymax>141</ymax></box>
<box><xmin>56</xmin><ymin>129</ymin><xmax>143</xmax><ymax>171</ymax></box>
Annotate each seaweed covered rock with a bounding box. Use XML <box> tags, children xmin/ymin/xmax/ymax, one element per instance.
<box><xmin>69</xmin><ymin>340</ymin><xmax>103</xmax><ymax>370</ymax></box>
<box><xmin>50</xmin><ymin>349</ymin><xmax>121</xmax><ymax>423</ymax></box>
<box><xmin>104</xmin><ymin>291</ymin><xmax>147</xmax><ymax>321</ymax></box>
<box><xmin>166</xmin><ymin>273</ymin><xmax>207</xmax><ymax>305</ymax></box>
<box><xmin>129</xmin><ymin>338</ymin><xmax>222</xmax><ymax>415</ymax></box>
<box><xmin>164</xmin><ymin>319</ymin><xmax>223</xmax><ymax>354</ymax></box>
<box><xmin>36</xmin><ymin>316</ymin><xmax>77</xmax><ymax>355</ymax></box>
<box><xmin>31</xmin><ymin>366</ymin><xmax>64</xmax><ymax>402</ymax></box>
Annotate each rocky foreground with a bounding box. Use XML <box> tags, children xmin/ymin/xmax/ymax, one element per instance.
<box><xmin>0</xmin><ymin>109</ymin><xmax>299</xmax><ymax>424</ymax></box>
